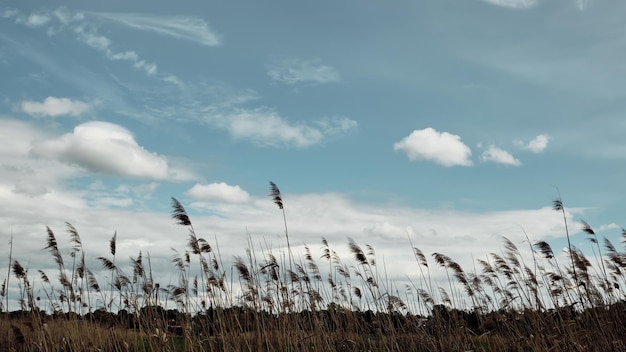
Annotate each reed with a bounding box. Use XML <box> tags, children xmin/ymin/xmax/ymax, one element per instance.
<box><xmin>2</xmin><ymin>192</ymin><xmax>626</xmax><ymax>351</ymax></box>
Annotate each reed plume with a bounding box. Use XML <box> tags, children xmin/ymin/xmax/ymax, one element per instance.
<box><xmin>269</xmin><ymin>182</ymin><xmax>292</xmax><ymax>265</ymax></box>
<box><xmin>553</xmin><ymin>196</ymin><xmax>582</xmax><ymax>304</ymax></box>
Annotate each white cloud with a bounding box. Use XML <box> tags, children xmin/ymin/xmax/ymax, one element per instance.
<box><xmin>51</xmin><ymin>7</ymin><xmax>81</xmax><ymax>26</ymax></box>
<box><xmin>315</xmin><ymin>116</ymin><xmax>359</xmax><ymax>136</ymax></box>
<box><xmin>268</xmin><ymin>59</ymin><xmax>340</xmax><ymax>85</ymax></box>
<box><xmin>90</xmin><ymin>196</ymin><xmax>134</xmax><ymax>208</ymax></box>
<box><xmin>393</xmin><ymin>128</ymin><xmax>473</xmax><ymax>167</ymax></box>
<box><xmin>1</xmin><ymin>8</ymin><xmax>19</xmax><ymax>19</ymax></box>
<box><xmin>7</xmin><ymin>7</ymin><xmax>160</xmax><ymax>77</ymax></box>
<box><xmin>479</xmin><ymin>0</ymin><xmax>539</xmax><ymax>9</ymax></box>
<box><xmin>110</xmin><ymin>182</ymin><xmax>159</xmax><ymax>199</ymax></box>
<box><xmin>133</xmin><ymin>182</ymin><xmax>159</xmax><ymax>198</ymax></box>
<box><xmin>107</xmin><ymin>50</ymin><xmax>138</xmax><ymax>61</ymax></box>
<box><xmin>82</xmin><ymin>33</ymin><xmax>111</xmax><ymax>51</ymax></box>
<box><xmin>20</xmin><ymin>97</ymin><xmax>92</xmax><ymax>117</ymax></box>
<box><xmin>25</xmin><ymin>13</ymin><xmax>51</xmax><ymax>27</ymax></box>
<box><xmin>104</xmin><ymin>49</ymin><xmax>157</xmax><ymax>75</ymax></box>
<box><xmin>514</xmin><ymin>134</ymin><xmax>549</xmax><ymax>153</ymax></box>
<box><xmin>597</xmin><ymin>223</ymin><xmax>620</xmax><ymax>232</ymax></box>
<box><xmin>2</xmin><ymin>8</ymin><xmax>51</xmax><ymax>27</ymax></box>
<box><xmin>30</xmin><ymin>121</ymin><xmax>194</xmax><ymax>180</ymax></box>
<box><xmin>480</xmin><ymin>144</ymin><xmax>522</xmax><ymax>166</ymax></box>
<box><xmin>89</xmin><ymin>12</ymin><xmax>221</xmax><ymax>46</ymax></box>
<box><xmin>0</xmin><ymin>118</ymin><xmax>47</xmax><ymax>156</ymax></box>
<box><xmin>134</xmin><ymin>60</ymin><xmax>157</xmax><ymax>75</ymax></box>
<box><xmin>365</xmin><ymin>221</ymin><xmax>415</xmax><ymax>237</ymax></box>
<box><xmin>73</xmin><ymin>24</ymin><xmax>111</xmax><ymax>50</ymax></box>
<box><xmin>0</xmin><ymin>118</ymin><xmax>87</xmax><ymax>202</ymax></box>
<box><xmin>161</xmin><ymin>74</ymin><xmax>186</xmax><ymax>89</ymax></box>
<box><xmin>186</xmin><ymin>182</ymin><xmax>250</xmax><ymax>203</ymax></box>
<box><xmin>12</xmin><ymin>181</ymin><xmax>49</xmax><ymax>197</ymax></box>
<box><xmin>105</xmin><ymin>49</ymin><xmax>156</xmax><ymax>75</ymax></box>
<box><xmin>208</xmin><ymin>108</ymin><xmax>356</xmax><ymax>148</ymax></box>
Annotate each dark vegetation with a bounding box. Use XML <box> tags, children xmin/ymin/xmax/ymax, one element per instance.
<box><xmin>2</xmin><ymin>183</ymin><xmax>626</xmax><ymax>351</ymax></box>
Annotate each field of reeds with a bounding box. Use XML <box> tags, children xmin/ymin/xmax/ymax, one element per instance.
<box><xmin>2</xmin><ymin>183</ymin><xmax>626</xmax><ymax>351</ymax></box>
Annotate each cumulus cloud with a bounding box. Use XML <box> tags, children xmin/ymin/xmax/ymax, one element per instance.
<box><xmin>186</xmin><ymin>182</ymin><xmax>250</xmax><ymax>203</ymax></box>
<box><xmin>267</xmin><ymin>58</ymin><xmax>340</xmax><ymax>85</ymax></box>
<box><xmin>480</xmin><ymin>145</ymin><xmax>522</xmax><ymax>166</ymax></box>
<box><xmin>393</xmin><ymin>128</ymin><xmax>473</xmax><ymax>167</ymax></box>
<box><xmin>479</xmin><ymin>0</ymin><xmax>539</xmax><ymax>8</ymax></box>
<box><xmin>0</xmin><ymin>119</ymin><xmax>47</xmax><ymax>156</ymax></box>
<box><xmin>514</xmin><ymin>134</ymin><xmax>549</xmax><ymax>153</ymax></box>
<box><xmin>0</xmin><ymin>118</ymin><xmax>88</xmax><ymax>204</ymax></box>
<box><xmin>30</xmin><ymin>121</ymin><xmax>194</xmax><ymax>180</ymax></box>
<box><xmin>88</xmin><ymin>12</ymin><xmax>221</xmax><ymax>46</ymax></box>
<box><xmin>20</xmin><ymin>97</ymin><xmax>92</xmax><ymax>117</ymax></box>
<box><xmin>208</xmin><ymin>108</ymin><xmax>357</xmax><ymax>148</ymax></box>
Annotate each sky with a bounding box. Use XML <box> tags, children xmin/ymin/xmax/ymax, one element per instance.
<box><xmin>1</xmin><ymin>0</ymin><xmax>626</xmax><ymax>312</ymax></box>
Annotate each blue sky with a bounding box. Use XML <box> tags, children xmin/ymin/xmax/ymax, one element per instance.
<box><xmin>1</xmin><ymin>0</ymin><xmax>625</xmax><ymax>310</ymax></box>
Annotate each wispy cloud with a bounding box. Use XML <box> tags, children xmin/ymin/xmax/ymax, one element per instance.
<box><xmin>88</xmin><ymin>12</ymin><xmax>221</xmax><ymax>46</ymax></box>
<box><xmin>267</xmin><ymin>58</ymin><xmax>340</xmax><ymax>85</ymax></box>
<box><xmin>479</xmin><ymin>0</ymin><xmax>539</xmax><ymax>9</ymax></box>
<box><xmin>393</xmin><ymin>128</ymin><xmax>473</xmax><ymax>167</ymax></box>
<box><xmin>185</xmin><ymin>182</ymin><xmax>250</xmax><ymax>203</ymax></box>
<box><xmin>315</xmin><ymin>116</ymin><xmax>358</xmax><ymax>136</ymax></box>
<box><xmin>20</xmin><ymin>96</ymin><xmax>92</xmax><ymax>117</ymax></box>
<box><xmin>0</xmin><ymin>8</ymin><xmax>19</xmax><ymax>19</ymax></box>
<box><xmin>3</xmin><ymin>7</ymin><xmax>160</xmax><ymax>77</ymax></box>
<box><xmin>0</xmin><ymin>30</ymin><xmax>161</xmax><ymax>126</ymax></box>
<box><xmin>130</xmin><ymin>182</ymin><xmax>159</xmax><ymax>198</ymax></box>
<box><xmin>480</xmin><ymin>144</ymin><xmax>522</xmax><ymax>166</ymax></box>
<box><xmin>2</xmin><ymin>8</ymin><xmax>52</xmax><ymax>27</ymax></box>
<box><xmin>105</xmin><ymin>50</ymin><xmax>157</xmax><ymax>75</ymax></box>
<box><xmin>30</xmin><ymin>121</ymin><xmax>195</xmax><ymax>180</ymax></box>
<box><xmin>207</xmin><ymin>107</ymin><xmax>357</xmax><ymax>148</ymax></box>
<box><xmin>71</xmin><ymin>22</ymin><xmax>111</xmax><ymax>50</ymax></box>
<box><xmin>24</xmin><ymin>13</ymin><xmax>51</xmax><ymax>27</ymax></box>
<box><xmin>514</xmin><ymin>134</ymin><xmax>549</xmax><ymax>153</ymax></box>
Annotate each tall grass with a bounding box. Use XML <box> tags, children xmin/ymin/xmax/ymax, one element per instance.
<box><xmin>2</xmin><ymin>186</ymin><xmax>626</xmax><ymax>351</ymax></box>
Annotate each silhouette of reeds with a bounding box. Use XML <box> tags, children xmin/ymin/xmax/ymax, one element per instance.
<box><xmin>1</xmin><ymin>192</ymin><xmax>626</xmax><ymax>351</ymax></box>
